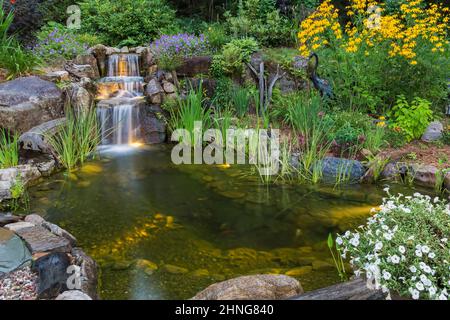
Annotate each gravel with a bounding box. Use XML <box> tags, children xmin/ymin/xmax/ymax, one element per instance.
<box><xmin>0</xmin><ymin>266</ymin><xmax>38</xmax><ymax>300</ymax></box>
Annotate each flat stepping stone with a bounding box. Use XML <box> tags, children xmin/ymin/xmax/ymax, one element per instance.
<box><xmin>0</xmin><ymin>227</ymin><xmax>31</xmax><ymax>275</ymax></box>
<box><xmin>4</xmin><ymin>222</ymin><xmax>35</xmax><ymax>232</ymax></box>
<box><xmin>15</xmin><ymin>226</ymin><xmax>71</xmax><ymax>254</ymax></box>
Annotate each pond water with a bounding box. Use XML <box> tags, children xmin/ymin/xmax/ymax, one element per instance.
<box><xmin>26</xmin><ymin>145</ymin><xmax>421</xmax><ymax>300</ymax></box>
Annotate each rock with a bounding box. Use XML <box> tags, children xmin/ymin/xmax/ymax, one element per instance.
<box><xmin>135</xmin><ymin>259</ymin><xmax>158</xmax><ymax>275</ymax></box>
<box><xmin>162</xmin><ymin>264</ymin><xmax>189</xmax><ymax>274</ymax></box>
<box><xmin>89</xmin><ymin>44</ymin><xmax>107</xmax><ymax>77</ymax></box>
<box><xmin>145</xmin><ymin>79</ymin><xmax>163</xmax><ymax>104</ymax></box>
<box><xmin>162</xmin><ymin>81</ymin><xmax>175</xmax><ymax>94</ymax></box>
<box><xmin>192</xmin><ymin>269</ymin><xmax>210</xmax><ymax>277</ymax></box>
<box><xmin>120</xmin><ymin>46</ymin><xmax>129</xmax><ymax>53</ymax></box>
<box><xmin>111</xmin><ymin>260</ymin><xmax>133</xmax><ymax>270</ymax></box>
<box><xmin>74</xmin><ymin>54</ymin><xmax>100</xmax><ymax>79</ymax></box>
<box><xmin>15</xmin><ymin>225</ymin><xmax>71</xmax><ymax>254</ymax></box>
<box><xmin>68</xmin><ymin>83</ymin><xmax>92</xmax><ymax>112</ymax></box>
<box><xmin>0</xmin><ymin>227</ymin><xmax>31</xmax><ymax>274</ymax></box>
<box><xmin>24</xmin><ymin>214</ymin><xmax>45</xmax><ymax>225</ymax></box>
<box><xmin>0</xmin><ymin>76</ymin><xmax>64</xmax><ymax>134</ymax></box>
<box><xmin>421</xmin><ymin>121</ymin><xmax>443</xmax><ymax>142</ymax></box>
<box><xmin>291</xmin><ymin>277</ymin><xmax>387</xmax><ymax>300</ymax></box>
<box><xmin>4</xmin><ymin>221</ymin><xmax>35</xmax><ymax>232</ymax></box>
<box><xmin>65</xmin><ymin>63</ymin><xmax>97</xmax><ymax>79</ymax></box>
<box><xmin>318</xmin><ymin>157</ymin><xmax>365</xmax><ymax>184</ymax></box>
<box><xmin>0</xmin><ymin>164</ymin><xmax>42</xmax><ymax>201</ymax></box>
<box><xmin>0</xmin><ymin>68</ymin><xmax>7</xmax><ymax>82</ymax></box>
<box><xmin>19</xmin><ymin>118</ymin><xmax>65</xmax><ymax>154</ymax></box>
<box><xmin>0</xmin><ymin>213</ymin><xmax>20</xmax><ymax>226</ymax></box>
<box><xmin>71</xmin><ymin>248</ymin><xmax>98</xmax><ymax>299</ymax></box>
<box><xmin>139</xmin><ymin>106</ymin><xmax>166</xmax><ymax>144</ymax></box>
<box><xmin>40</xmin><ymin>71</ymin><xmax>70</xmax><ymax>82</ymax></box>
<box><xmin>31</xmin><ymin>252</ymin><xmax>71</xmax><ymax>299</ymax></box>
<box><xmin>192</xmin><ymin>275</ymin><xmax>303</xmax><ymax>300</ymax></box>
<box><xmin>55</xmin><ymin>290</ymin><xmax>92</xmax><ymax>300</ymax></box>
<box><xmin>312</xmin><ymin>260</ymin><xmax>334</xmax><ymax>271</ymax></box>
<box><xmin>176</xmin><ymin>56</ymin><xmax>212</xmax><ymax>77</ymax></box>
<box><xmin>445</xmin><ymin>172</ymin><xmax>450</xmax><ymax>191</ymax></box>
<box><xmin>43</xmin><ymin>221</ymin><xmax>77</xmax><ymax>246</ymax></box>
<box><xmin>285</xmin><ymin>266</ymin><xmax>313</xmax><ymax>277</ymax></box>
<box><xmin>219</xmin><ymin>191</ymin><xmax>247</xmax><ymax>199</ymax></box>
<box><xmin>412</xmin><ymin>165</ymin><xmax>437</xmax><ymax>188</ymax></box>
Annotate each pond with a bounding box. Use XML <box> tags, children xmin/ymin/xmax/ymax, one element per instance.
<box><xmin>26</xmin><ymin>144</ymin><xmax>420</xmax><ymax>300</ymax></box>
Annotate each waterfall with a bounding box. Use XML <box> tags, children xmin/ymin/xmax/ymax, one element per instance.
<box><xmin>96</xmin><ymin>53</ymin><xmax>144</xmax><ymax>146</ymax></box>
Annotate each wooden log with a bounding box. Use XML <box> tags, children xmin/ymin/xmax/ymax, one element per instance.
<box><xmin>290</xmin><ymin>278</ymin><xmax>387</xmax><ymax>300</ymax></box>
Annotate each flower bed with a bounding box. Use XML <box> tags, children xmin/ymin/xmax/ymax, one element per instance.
<box><xmin>338</xmin><ymin>191</ymin><xmax>450</xmax><ymax>300</ymax></box>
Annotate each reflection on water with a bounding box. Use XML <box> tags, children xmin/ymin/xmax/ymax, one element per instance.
<box><xmin>27</xmin><ymin>145</ymin><xmax>425</xmax><ymax>300</ymax></box>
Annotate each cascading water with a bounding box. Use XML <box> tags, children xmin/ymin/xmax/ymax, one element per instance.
<box><xmin>96</xmin><ymin>53</ymin><xmax>144</xmax><ymax>146</ymax></box>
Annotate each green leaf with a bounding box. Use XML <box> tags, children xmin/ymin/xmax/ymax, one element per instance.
<box><xmin>327</xmin><ymin>233</ymin><xmax>334</xmax><ymax>249</ymax></box>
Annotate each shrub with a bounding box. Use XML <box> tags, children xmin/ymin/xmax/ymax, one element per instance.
<box><xmin>337</xmin><ymin>191</ymin><xmax>450</xmax><ymax>300</ymax></box>
<box><xmin>203</xmin><ymin>23</ymin><xmax>230</xmax><ymax>51</ymax></box>
<box><xmin>33</xmin><ymin>22</ymin><xmax>95</xmax><ymax>61</ymax></box>
<box><xmin>211</xmin><ymin>37</ymin><xmax>259</xmax><ymax>77</ymax></box>
<box><xmin>389</xmin><ymin>95</ymin><xmax>433</xmax><ymax>142</ymax></box>
<box><xmin>2</xmin><ymin>0</ymin><xmax>43</xmax><ymax>43</ymax></box>
<box><xmin>298</xmin><ymin>0</ymin><xmax>450</xmax><ymax>113</ymax></box>
<box><xmin>225</xmin><ymin>0</ymin><xmax>293</xmax><ymax>47</ymax></box>
<box><xmin>79</xmin><ymin>0</ymin><xmax>179</xmax><ymax>46</ymax></box>
<box><xmin>150</xmin><ymin>33</ymin><xmax>210</xmax><ymax>71</ymax></box>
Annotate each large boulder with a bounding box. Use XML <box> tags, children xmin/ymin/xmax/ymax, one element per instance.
<box><xmin>0</xmin><ymin>227</ymin><xmax>31</xmax><ymax>275</ymax></box>
<box><xmin>19</xmin><ymin>118</ymin><xmax>66</xmax><ymax>154</ymax></box>
<box><xmin>421</xmin><ymin>121</ymin><xmax>443</xmax><ymax>142</ymax></box>
<box><xmin>318</xmin><ymin>157</ymin><xmax>366</xmax><ymax>184</ymax></box>
<box><xmin>88</xmin><ymin>44</ymin><xmax>108</xmax><ymax>77</ymax></box>
<box><xmin>73</xmin><ymin>54</ymin><xmax>100</xmax><ymax>79</ymax></box>
<box><xmin>0</xmin><ymin>77</ymin><xmax>64</xmax><ymax>134</ymax></box>
<box><xmin>65</xmin><ymin>63</ymin><xmax>98</xmax><ymax>80</ymax></box>
<box><xmin>31</xmin><ymin>252</ymin><xmax>71</xmax><ymax>299</ymax></box>
<box><xmin>176</xmin><ymin>56</ymin><xmax>212</xmax><ymax>77</ymax></box>
<box><xmin>145</xmin><ymin>79</ymin><xmax>164</xmax><ymax>105</ymax></box>
<box><xmin>411</xmin><ymin>165</ymin><xmax>437</xmax><ymax>188</ymax></box>
<box><xmin>191</xmin><ymin>275</ymin><xmax>303</xmax><ymax>300</ymax></box>
<box><xmin>68</xmin><ymin>83</ymin><xmax>93</xmax><ymax>112</ymax></box>
<box><xmin>140</xmin><ymin>105</ymin><xmax>166</xmax><ymax>144</ymax></box>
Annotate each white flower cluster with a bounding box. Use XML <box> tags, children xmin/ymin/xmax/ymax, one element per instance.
<box><xmin>337</xmin><ymin>190</ymin><xmax>450</xmax><ymax>300</ymax></box>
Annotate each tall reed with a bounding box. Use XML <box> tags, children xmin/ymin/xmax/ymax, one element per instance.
<box><xmin>0</xmin><ymin>129</ymin><xmax>19</xmax><ymax>168</ymax></box>
<box><xmin>46</xmin><ymin>106</ymin><xmax>101</xmax><ymax>171</ymax></box>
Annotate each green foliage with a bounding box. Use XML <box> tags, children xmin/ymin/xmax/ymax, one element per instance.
<box><xmin>384</xmin><ymin>127</ymin><xmax>408</xmax><ymax>148</ymax></box>
<box><xmin>38</xmin><ymin>0</ymin><xmax>74</xmax><ymax>24</ymax></box>
<box><xmin>79</xmin><ymin>0</ymin><xmax>179</xmax><ymax>46</ymax></box>
<box><xmin>0</xmin><ymin>129</ymin><xmax>19</xmax><ymax>169</ymax></box>
<box><xmin>211</xmin><ymin>37</ymin><xmax>259</xmax><ymax>77</ymax></box>
<box><xmin>46</xmin><ymin>107</ymin><xmax>101</xmax><ymax>171</ymax></box>
<box><xmin>319</xmin><ymin>41</ymin><xmax>450</xmax><ymax>114</ymax></box>
<box><xmin>9</xmin><ymin>176</ymin><xmax>29</xmax><ymax>213</ymax></box>
<box><xmin>34</xmin><ymin>22</ymin><xmax>97</xmax><ymax>61</ymax></box>
<box><xmin>203</xmin><ymin>23</ymin><xmax>230</xmax><ymax>51</ymax></box>
<box><xmin>328</xmin><ymin>233</ymin><xmax>348</xmax><ymax>282</ymax></box>
<box><xmin>231</xmin><ymin>85</ymin><xmax>251</xmax><ymax>117</ymax></box>
<box><xmin>224</xmin><ymin>0</ymin><xmax>293</xmax><ymax>47</ymax></box>
<box><xmin>390</xmin><ymin>95</ymin><xmax>433</xmax><ymax>142</ymax></box>
<box><xmin>211</xmin><ymin>77</ymin><xmax>233</xmax><ymax>108</ymax></box>
<box><xmin>168</xmin><ymin>82</ymin><xmax>212</xmax><ymax>146</ymax></box>
<box><xmin>0</xmin><ymin>2</ymin><xmax>41</xmax><ymax>79</ymax></box>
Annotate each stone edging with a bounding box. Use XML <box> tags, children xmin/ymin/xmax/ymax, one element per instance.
<box><xmin>1</xmin><ymin>214</ymin><xmax>98</xmax><ymax>300</ymax></box>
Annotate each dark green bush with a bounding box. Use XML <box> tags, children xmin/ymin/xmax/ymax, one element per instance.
<box><xmin>79</xmin><ymin>0</ymin><xmax>179</xmax><ymax>47</ymax></box>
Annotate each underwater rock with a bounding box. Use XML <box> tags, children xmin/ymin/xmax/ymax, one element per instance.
<box><xmin>218</xmin><ymin>191</ymin><xmax>247</xmax><ymax>199</ymax></box>
<box><xmin>31</xmin><ymin>252</ymin><xmax>71</xmax><ymax>299</ymax></box>
<box><xmin>192</xmin><ymin>274</ymin><xmax>303</xmax><ymax>300</ymax></box>
<box><xmin>312</xmin><ymin>260</ymin><xmax>334</xmax><ymax>271</ymax></box>
<box><xmin>285</xmin><ymin>266</ymin><xmax>313</xmax><ymax>277</ymax></box>
<box><xmin>318</xmin><ymin>157</ymin><xmax>365</xmax><ymax>184</ymax></box>
<box><xmin>135</xmin><ymin>259</ymin><xmax>158</xmax><ymax>275</ymax></box>
<box><xmin>80</xmin><ymin>164</ymin><xmax>103</xmax><ymax>175</ymax></box>
<box><xmin>111</xmin><ymin>260</ymin><xmax>134</xmax><ymax>271</ymax></box>
<box><xmin>0</xmin><ymin>227</ymin><xmax>32</xmax><ymax>275</ymax></box>
<box><xmin>192</xmin><ymin>269</ymin><xmax>210</xmax><ymax>277</ymax></box>
<box><xmin>162</xmin><ymin>264</ymin><xmax>189</xmax><ymax>274</ymax></box>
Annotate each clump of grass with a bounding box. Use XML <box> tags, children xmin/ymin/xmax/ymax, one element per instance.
<box><xmin>434</xmin><ymin>158</ymin><xmax>450</xmax><ymax>195</ymax></box>
<box><xmin>328</xmin><ymin>233</ymin><xmax>348</xmax><ymax>282</ymax></box>
<box><xmin>231</xmin><ymin>86</ymin><xmax>250</xmax><ymax>117</ymax></box>
<box><xmin>365</xmin><ymin>154</ymin><xmax>390</xmax><ymax>183</ymax></box>
<box><xmin>0</xmin><ymin>129</ymin><xmax>19</xmax><ymax>168</ymax></box>
<box><xmin>46</xmin><ymin>106</ymin><xmax>101</xmax><ymax>171</ymax></box>
<box><xmin>9</xmin><ymin>176</ymin><xmax>29</xmax><ymax>213</ymax></box>
<box><xmin>168</xmin><ymin>81</ymin><xmax>211</xmax><ymax>146</ymax></box>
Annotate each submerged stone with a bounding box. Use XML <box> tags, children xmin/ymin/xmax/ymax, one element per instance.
<box><xmin>191</xmin><ymin>269</ymin><xmax>210</xmax><ymax>277</ymax></box>
<box><xmin>135</xmin><ymin>259</ymin><xmax>158</xmax><ymax>275</ymax></box>
<box><xmin>163</xmin><ymin>264</ymin><xmax>189</xmax><ymax>274</ymax></box>
<box><xmin>285</xmin><ymin>266</ymin><xmax>313</xmax><ymax>277</ymax></box>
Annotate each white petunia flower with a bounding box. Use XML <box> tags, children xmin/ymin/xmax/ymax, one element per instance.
<box><xmin>428</xmin><ymin>252</ymin><xmax>435</xmax><ymax>259</ymax></box>
<box><xmin>415</xmin><ymin>249</ymin><xmax>423</xmax><ymax>257</ymax></box>
<box><xmin>410</xmin><ymin>288</ymin><xmax>420</xmax><ymax>300</ymax></box>
<box><xmin>409</xmin><ymin>266</ymin><xmax>417</xmax><ymax>273</ymax></box>
<box><xmin>336</xmin><ymin>237</ymin><xmax>343</xmax><ymax>245</ymax></box>
<box><xmin>421</xmin><ymin>245</ymin><xmax>430</xmax><ymax>253</ymax></box>
<box><xmin>375</xmin><ymin>241</ymin><xmax>383</xmax><ymax>251</ymax></box>
<box><xmin>398</xmin><ymin>246</ymin><xmax>406</xmax><ymax>254</ymax></box>
<box><xmin>416</xmin><ymin>282</ymin><xmax>424</xmax><ymax>291</ymax></box>
<box><xmin>391</xmin><ymin>255</ymin><xmax>400</xmax><ymax>264</ymax></box>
